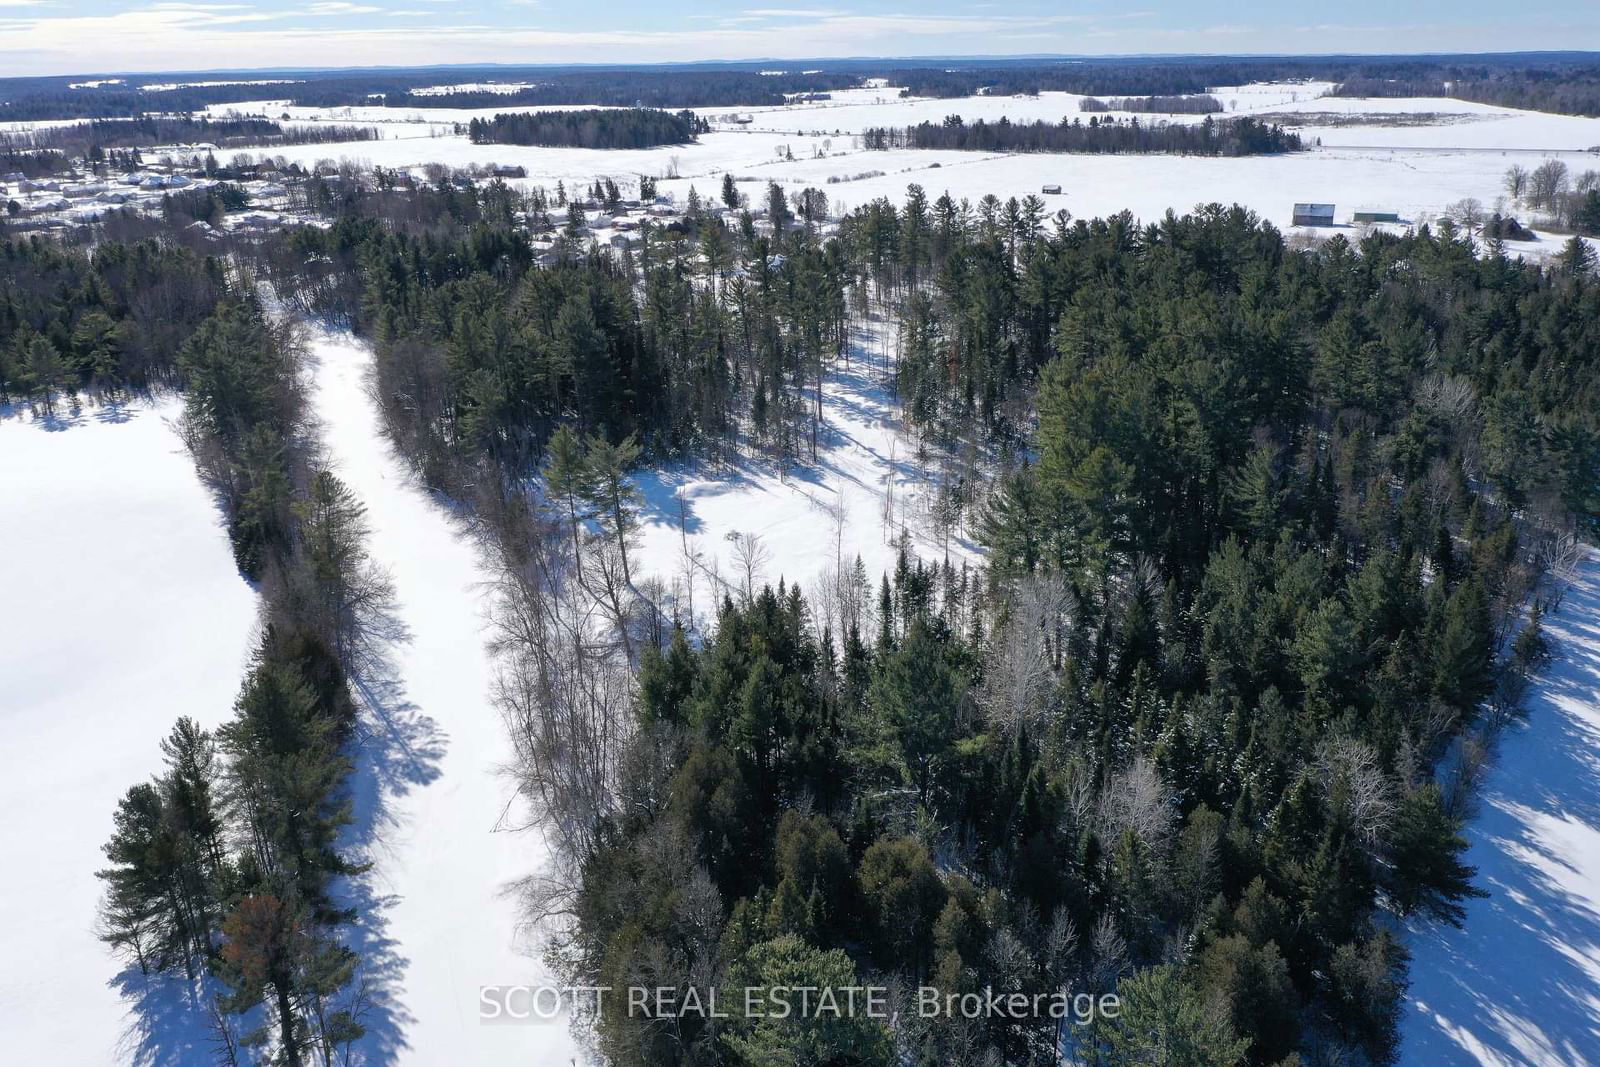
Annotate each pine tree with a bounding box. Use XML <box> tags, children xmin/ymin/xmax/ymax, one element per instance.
<box><xmin>543</xmin><ymin>424</ymin><xmax>594</xmax><ymax>567</ymax></box>
<box><xmin>1383</xmin><ymin>784</ymin><xmax>1485</xmax><ymax>926</ymax></box>
<box><xmin>1432</xmin><ymin>576</ymin><xmax>1493</xmax><ymax>712</ymax></box>
<box><xmin>870</xmin><ymin>618</ymin><xmax>960</xmax><ymax>804</ymax></box>
<box><xmin>581</xmin><ymin>432</ymin><xmax>643</xmax><ymax>588</ymax></box>
<box><xmin>1084</xmin><ymin>964</ymin><xmax>1250</xmax><ymax>1066</ymax></box>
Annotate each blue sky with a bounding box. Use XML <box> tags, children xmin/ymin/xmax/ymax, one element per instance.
<box><xmin>3</xmin><ymin>0</ymin><xmax>1599</xmax><ymax>78</ymax></box>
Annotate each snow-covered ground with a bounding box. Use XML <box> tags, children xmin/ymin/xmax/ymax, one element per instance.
<box><xmin>1402</xmin><ymin>553</ymin><xmax>1600</xmax><ymax>1066</ymax></box>
<box><xmin>0</xmin><ymin>397</ymin><xmax>258</xmax><ymax>1063</ymax></box>
<box><xmin>627</xmin><ymin>313</ymin><xmax>975</xmax><ymax>628</ymax></box>
<box><xmin>304</xmin><ymin>332</ymin><xmax>581</xmax><ymax>1065</ymax></box>
<box><xmin>208</xmin><ymin>82</ymin><xmax>1600</xmax><ymax>253</ymax></box>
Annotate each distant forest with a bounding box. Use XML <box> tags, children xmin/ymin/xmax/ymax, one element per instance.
<box><xmin>1335</xmin><ymin>68</ymin><xmax>1600</xmax><ymax>118</ymax></box>
<box><xmin>467</xmin><ymin>108</ymin><xmax>707</xmax><ymax>149</ymax></box>
<box><xmin>384</xmin><ymin>71</ymin><xmax>852</xmax><ymax>111</ymax></box>
<box><xmin>862</xmin><ymin>115</ymin><xmax>1302</xmax><ymax>156</ymax></box>
<box><xmin>7</xmin><ymin>53</ymin><xmax>1600</xmax><ymax>120</ymax></box>
<box><xmin>1080</xmin><ymin>94</ymin><xmax>1224</xmax><ymax>114</ymax></box>
<box><xmin>4</xmin><ymin>117</ymin><xmax>377</xmax><ymax>157</ymax></box>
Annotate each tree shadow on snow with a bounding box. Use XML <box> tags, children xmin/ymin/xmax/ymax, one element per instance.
<box><xmin>109</xmin><ymin>969</ymin><xmax>230</xmax><ymax>1067</ymax></box>
<box><xmin>1402</xmin><ymin>553</ymin><xmax>1600</xmax><ymax>1065</ymax></box>
<box><xmin>337</xmin><ymin>590</ymin><xmax>445</xmax><ymax>1064</ymax></box>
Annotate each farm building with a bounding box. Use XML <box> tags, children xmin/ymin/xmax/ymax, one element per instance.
<box><xmin>1041</xmin><ymin>184</ymin><xmax>1062</xmax><ymax>195</ymax></box>
<box><xmin>1292</xmin><ymin>203</ymin><xmax>1336</xmax><ymax>226</ymax></box>
<box><xmin>1352</xmin><ymin>211</ymin><xmax>1401</xmax><ymax>223</ymax></box>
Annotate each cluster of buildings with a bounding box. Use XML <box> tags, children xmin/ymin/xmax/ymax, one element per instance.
<box><xmin>2</xmin><ymin>159</ymin><xmax>294</xmax><ymax>234</ymax></box>
<box><xmin>1291</xmin><ymin>203</ymin><xmax>1404</xmax><ymax>228</ymax></box>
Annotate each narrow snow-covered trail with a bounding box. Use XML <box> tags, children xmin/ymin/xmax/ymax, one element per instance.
<box><xmin>1402</xmin><ymin>553</ymin><xmax>1600</xmax><ymax>1066</ymax></box>
<box><xmin>0</xmin><ymin>399</ymin><xmax>258</xmax><ymax>1064</ymax></box>
<box><xmin>305</xmin><ymin>333</ymin><xmax>579</xmax><ymax>1065</ymax></box>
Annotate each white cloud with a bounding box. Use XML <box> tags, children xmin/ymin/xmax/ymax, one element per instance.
<box><xmin>303</xmin><ymin>2</ymin><xmax>384</xmax><ymax>14</ymax></box>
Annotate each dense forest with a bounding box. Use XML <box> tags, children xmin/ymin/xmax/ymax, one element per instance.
<box><xmin>166</xmin><ymin>173</ymin><xmax>1595</xmax><ymax>1064</ymax></box>
<box><xmin>6</xmin><ymin>121</ymin><xmax>1599</xmax><ymax>1061</ymax></box>
<box><xmin>467</xmin><ymin>108</ymin><xmax>708</xmax><ymax>149</ymax></box>
<box><xmin>524</xmin><ymin>202</ymin><xmax>1594</xmax><ymax>1067</ymax></box>
<box><xmin>862</xmin><ymin>115</ymin><xmax>1302</xmax><ymax>156</ymax></box>
<box><xmin>1335</xmin><ymin>66</ymin><xmax>1600</xmax><ymax>117</ymax></box>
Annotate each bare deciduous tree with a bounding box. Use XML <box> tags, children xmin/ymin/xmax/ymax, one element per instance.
<box><xmin>1314</xmin><ymin>736</ymin><xmax>1398</xmax><ymax>848</ymax></box>
<box><xmin>728</xmin><ymin>530</ymin><xmax>771</xmax><ymax>602</ymax></box>
<box><xmin>1099</xmin><ymin>757</ymin><xmax>1175</xmax><ymax>858</ymax></box>
<box><xmin>1503</xmin><ymin>164</ymin><xmax>1529</xmax><ymax>201</ymax></box>
<box><xmin>980</xmin><ymin>573</ymin><xmax>1074</xmax><ymax>737</ymax></box>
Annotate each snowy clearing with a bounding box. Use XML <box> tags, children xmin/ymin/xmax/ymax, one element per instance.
<box><xmin>1401</xmin><ymin>553</ymin><xmax>1600</xmax><ymax>1066</ymax></box>
<box><xmin>627</xmin><ymin>313</ymin><xmax>977</xmax><ymax>631</ymax></box>
<box><xmin>304</xmin><ymin>332</ymin><xmax>581</xmax><ymax>1065</ymax></box>
<box><xmin>0</xmin><ymin>398</ymin><xmax>258</xmax><ymax>1063</ymax></box>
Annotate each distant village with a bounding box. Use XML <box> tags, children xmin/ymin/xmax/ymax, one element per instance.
<box><xmin>1</xmin><ymin>142</ymin><xmax>837</xmax><ymax>268</ymax></box>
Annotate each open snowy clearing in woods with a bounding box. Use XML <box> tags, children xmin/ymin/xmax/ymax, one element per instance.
<box><xmin>304</xmin><ymin>332</ymin><xmax>581</xmax><ymax>1065</ymax></box>
<box><xmin>1401</xmin><ymin>553</ymin><xmax>1600</xmax><ymax>1066</ymax></box>
<box><xmin>626</xmin><ymin>313</ymin><xmax>978</xmax><ymax>633</ymax></box>
<box><xmin>0</xmin><ymin>398</ymin><xmax>259</xmax><ymax>1064</ymax></box>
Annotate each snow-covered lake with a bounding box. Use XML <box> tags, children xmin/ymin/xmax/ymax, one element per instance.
<box><xmin>0</xmin><ymin>398</ymin><xmax>258</xmax><ymax>1063</ymax></box>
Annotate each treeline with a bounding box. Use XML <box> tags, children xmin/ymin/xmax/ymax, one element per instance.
<box><xmin>0</xmin><ymin>236</ymin><xmax>227</xmax><ymax>407</ymax></box>
<box><xmin>383</xmin><ymin>70</ymin><xmax>857</xmax><ymax>111</ymax></box>
<box><xmin>0</xmin><ymin>83</ymin><xmax>306</xmax><ymax>122</ymax></box>
<box><xmin>97</xmin><ymin>297</ymin><xmax>387</xmax><ymax>1062</ymax></box>
<box><xmin>0</xmin><ymin>145</ymin><xmax>72</xmax><ymax>177</ymax></box>
<box><xmin>862</xmin><ymin>115</ymin><xmax>1302</xmax><ymax>156</ymax></box>
<box><xmin>7</xmin><ymin>117</ymin><xmax>378</xmax><ymax>159</ymax></box>
<box><xmin>467</xmin><ymin>108</ymin><xmax>706</xmax><ymax>149</ymax></box>
<box><xmin>1456</xmin><ymin>71</ymin><xmax>1600</xmax><ymax>117</ymax></box>
<box><xmin>1080</xmin><ymin>94</ymin><xmax>1224</xmax><ymax>114</ymax></box>
<box><xmin>0</xmin><ymin>235</ymin><xmax>384</xmax><ymax>1062</ymax></box>
<box><xmin>1334</xmin><ymin>63</ymin><xmax>1600</xmax><ymax>117</ymax></box>
<box><xmin>886</xmin><ymin>54</ymin><xmax>1600</xmax><ymax>104</ymax></box>
<box><xmin>1501</xmin><ymin>159</ymin><xmax>1600</xmax><ymax>234</ymax></box>
<box><xmin>0</xmin><ymin>68</ymin><xmax>859</xmax><ymax>120</ymax></box>
<box><xmin>6</xmin><ymin>55</ymin><xmax>1600</xmax><ymax>121</ymax></box>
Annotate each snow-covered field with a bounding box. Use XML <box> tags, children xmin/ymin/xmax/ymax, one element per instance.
<box><xmin>210</xmin><ymin>83</ymin><xmax>1600</xmax><ymax>251</ymax></box>
<box><xmin>1401</xmin><ymin>554</ymin><xmax>1600</xmax><ymax>1066</ymax></box>
<box><xmin>305</xmin><ymin>333</ymin><xmax>581</xmax><ymax>1065</ymax></box>
<box><xmin>0</xmin><ymin>398</ymin><xmax>258</xmax><ymax>1063</ymax></box>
